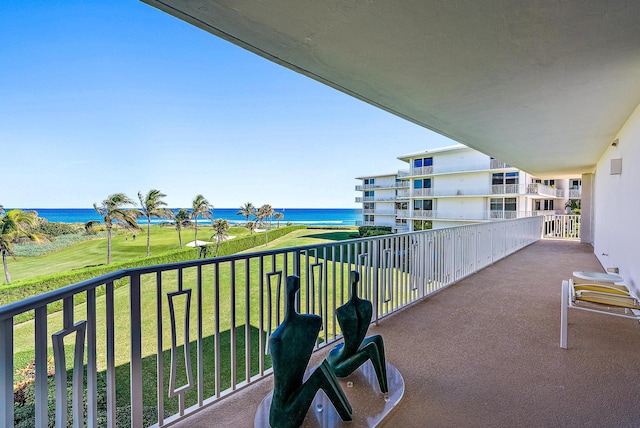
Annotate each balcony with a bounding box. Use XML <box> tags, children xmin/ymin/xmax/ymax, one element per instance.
<box><xmin>400</xmin><ymin>160</ymin><xmax>515</xmax><ymax>178</ymax></box>
<box><xmin>355</xmin><ymin>182</ymin><xmax>409</xmax><ymax>191</ymax></box>
<box><xmin>179</xmin><ymin>241</ymin><xmax>640</xmax><ymax>427</ymax></box>
<box><xmin>569</xmin><ymin>188</ymin><xmax>582</xmax><ymax>198</ymax></box>
<box><xmin>2</xmin><ymin>216</ymin><xmax>617</xmax><ymax>428</ymax></box>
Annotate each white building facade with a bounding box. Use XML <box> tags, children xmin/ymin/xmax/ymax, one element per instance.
<box><xmin>356</xmin><ymin>145</ymin><xmax>581</xmax><ymax>231</ymax></box>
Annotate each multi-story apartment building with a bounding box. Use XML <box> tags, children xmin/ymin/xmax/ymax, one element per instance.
<box><xmin>356</xmin><ymin>144</ymin><xmax>581</xmax><ymax>231</ymax></box>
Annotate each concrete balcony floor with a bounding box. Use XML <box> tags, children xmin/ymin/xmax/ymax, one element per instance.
<box><xmin>175</xmin><ymin>240</ymin><xmax>640</xmax><ymax>427</ymax></box>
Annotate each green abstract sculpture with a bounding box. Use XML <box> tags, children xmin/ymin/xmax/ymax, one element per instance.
<box><xmin>327</xmin><ymin>271</ymin><xmax>388</xmax><ymax>393</ymax></box>
<box><xmin>269</xmin><ymin>275</ymin><xmax>353</xmax><ymax>428</ymax></box>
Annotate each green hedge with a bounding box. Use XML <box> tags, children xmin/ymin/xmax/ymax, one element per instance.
<box><xmin>358</xmin><ymin>225</ymin><xmax>393</xmax><ymax>237</ymax></box>
<box><xmin>1</xmin><ymin>226</ymin><xmax>305</xmax><ymax>323</ymax></box>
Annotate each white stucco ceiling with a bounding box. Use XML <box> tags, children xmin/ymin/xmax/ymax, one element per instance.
<box><xmin>142</xmin><ymin>0</ymin><xmax>640</xmax><ymax>177</ymax></box>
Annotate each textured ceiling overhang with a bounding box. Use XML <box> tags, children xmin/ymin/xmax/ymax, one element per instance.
<box><xmin>142</xmin><ymin>0</ymin><xmax>640</xmax><ymax>177</ymax></box>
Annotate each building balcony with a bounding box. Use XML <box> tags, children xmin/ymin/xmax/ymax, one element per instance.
<box><xmin>525</xmin><ymin>183</ymin><xmax>564</xmax><ymax>198</ymax></box>
<box><xmin>569</xmin><ymin>188</ymin><xmax>582</xmax><ymax>198</ymax></box>
<box><xmin>355</xmin><ymin>182</ymin><xmax>409</xmax><ymax>191</ymax></box>
<box><xmin>2</xmin><ymin>216</ymin><xmax>600</xmax><ymax>428</ymax></box>
<box><xmin>400</xmin><ymin>160</ymin><xmax>516</xmax><ymax>178</ymax></box>
<box><xmin>167</xmin><ymin>239</ymin><xmax>631</xmax><ymax>427</ymax></box>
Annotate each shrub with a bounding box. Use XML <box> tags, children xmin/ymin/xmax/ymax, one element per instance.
<box><xmin>12</xmin><ymin>233</ymin><xmax>107</xmax><ymax>257</ymax></box>
<box><xmin>358</xmin><ymin>226</ymin><xmax>393</xmax><ymax>237</ymax></box>
<box><xmin>33</xmin><ymin>220</ymin><xmax>82</xmax><ymax>237</ymax></box>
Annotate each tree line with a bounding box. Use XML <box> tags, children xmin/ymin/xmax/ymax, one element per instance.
<box><xmin>0</xmin><ymin>193</ymin><xmax>284</xmax><ymax>284</ymax></box>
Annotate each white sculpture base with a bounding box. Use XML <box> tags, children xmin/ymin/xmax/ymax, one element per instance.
<box><xmin>255</xmin><ymin>360</ymin><xmax>404</xmax><ymax>427</ymax></box>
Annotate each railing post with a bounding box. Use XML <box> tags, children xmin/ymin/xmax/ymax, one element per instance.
<box><xmin>0</xmin><ymin>317</ymin><xmax>14</xmax><ymax>428</ymax></box>
<box><xmin>372</xmin><ymin>239</ymin><xmax>379</xmax><ymax>325</ymax></box>
<box><xmin>34</xmin><ymin>306</ymin><xmax>48</xmax><ymax>427</ymax></box>
<box><xmin>130</xmin><ymin>273</ymin><xmax>143</xmax><ymax>427</ymax></box>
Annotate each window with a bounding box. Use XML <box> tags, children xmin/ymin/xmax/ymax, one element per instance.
<box><xmin>364</xmin><ymin>191</ymin><xmax>374</xmax><ymax>197</ymax></box>
<box><xmin>492</xmin><ymin>173</ymin><xmax>504</xmax><ymax>186</ymax></box>
<box><xmin>493</xmin><ymin>172</ymin><xmax>518</xmax><ymax>185</ymax></box>
<box><xmin>413</xmin><ymin>180</ymin><xmax>422</xmax><ymax>189</ymax></box>
<box><xmin>505</xmin><ymin>198</ymin><xmax>516</xmax><ymax>211</ymax></box>
<box><xmin>424</xmin><ymin>199</ymin><xmax>433</xmax><ymax>210</ymax></box>
<box><xmin>364</xmin><ymin>178</ymin><xmax>375</xmax><ymax>185</ymax></box>
<box><xmin>414</xmin><ymin>157</ymin><xmax>433</xmax><ymax>168</ymax></box>
<box><xmin>364</xmin><ymin>203</ymin><xmax>374</xmax><ymax>210</ymax></box>
<box><xmin>544</xmin><ymin>200</ymin><xmax>554</xmax><ymax>210</ymax></box>
<box><xmin>490</xmin><ymin>198</ymin><xmax>503</xmax><ymax>211</ymax></box>
<box><xmin>414</xmin><ymin>200</ymin><xmax>422</xmax><ymax>210</ymax></box>
<box><xmin>424</xmin><ymin>178</ymin><xmax>432</xmax><ymax>188</ymax></box>
<box><xmin>506</xmin><ymin>172</ymin><xmax>518</xmax><ymax>185</ymax></box>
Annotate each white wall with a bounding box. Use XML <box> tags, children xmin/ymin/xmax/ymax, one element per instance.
<box><xmin>594</xmin><ymin>102</ymin><xmax>640</xmax><ymax>293</ymax></box>
<box><xmin>435</xmin><ymin>171</ymin><xmax>488</xmax><ymax>195</ymax></box>
<box><xmin>435</xmin><ymin>148</ymin><xmax>489</xmax><ymax>172</ymax></box>
<box><xmin>436</xmin><ymin>197</ymin><xmax>486</xmax><ymax>219</ymax></box>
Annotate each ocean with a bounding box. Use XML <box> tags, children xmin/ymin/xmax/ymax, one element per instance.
<box><xmin>18</xmin><ymin>208</ymin><xmax>360</xmax><ymax>227</ymax></box>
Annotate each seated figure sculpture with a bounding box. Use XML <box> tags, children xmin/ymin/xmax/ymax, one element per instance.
<box><xmin>327</xmin><ymin>271</ymin><xmax>388</xmax><ymax>393</ymax></box>
<box><xmin>269</xmin><ymin>275</ymin><xmax>352</xmax><ymax>428</ymax></box>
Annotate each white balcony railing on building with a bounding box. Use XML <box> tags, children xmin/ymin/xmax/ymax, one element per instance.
<box><xmin>569</xmin><ymin>189</ymin><xmax>582</xmax><ymax>198</ymax></box>
<box><xmin>411</xmin><ymin>165</ymin><xmax>434</xmax><ymax>176</ymax></box>
<box><xmin>489</xmin><ymin>159</ymin><xmax>513</xmax><ymax>169</ymax></box>
<box><xmin>413</xmin><ymin>188</ymin><xmax>434</xmax><ymax>197</ymax></box>
<box><xmin>543</xmin><ymin>215</ymin><xmax>581</xmax><ymax>240</ymax></box>
<box><xmin>0</xmin><ymin>217</ymin><xmax>543</xmax><ymax>427</ymax></box>
<box><xmin>355</xmin><ymin>182</ymin><xmax>409</xmax><ymax>191</ymax></box>
<box><xmin>525</xmin><ymin>183</ymin><xmax>563</xmax><ymax>198</ymax></box>
<box><xmin>400</xmin><ymin>160</ymin><xmax>515</xmax><ymax>178</ymax></box>
<box><xmin>355</xmin><ymin>196</ymin><xmax>375</xmax><ymax>202</ymax></box>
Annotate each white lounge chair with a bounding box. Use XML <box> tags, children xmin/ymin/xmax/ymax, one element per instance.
<box><xmin>560</xmin><ymin>278</ymin><xmax>640</xmax><ymax>349</ymax></box>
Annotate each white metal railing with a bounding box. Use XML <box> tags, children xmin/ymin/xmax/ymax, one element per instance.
<box><xmin>1</xmin><ymin>217</ymin><xmax>543</xmax><ymax>427</ymax></box>
<box><xmin>569</xmin><ymin>189</ymin><xmax>581</xmax><ymax>198</ymax></box>
<box><xmin>543</xmin><ymin>215</ymin><xmax>581</xmax><ymax>240</ymax></box>
<box><xmin>410</xmin><ymin>165</ymin><xmax>434</xmax><ymax>176</ymax></box>
<box><xmin>355</xmin><ymin>196</ymin><xmax>375</xmax><ymax>202</ymax></box>
<box><xmin>490</xmin><ymin>159</ymin><xmax>513</xmax><ymax>169</ymax></box>
<box><xmin>413</xmin><ymin>188</ymin><xmax>433</xmax><ymax>197</ymax></box>
<box><xmin>355</xmin><ymin>182</ymin><xmax>409</xmax><ymax>191</ymax></box>
<box><xmin>525</xmin><ymin>183</ymin><xmax>562</xmax><ymax>197</ymax></box>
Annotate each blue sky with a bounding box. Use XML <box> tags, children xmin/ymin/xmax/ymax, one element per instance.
<box><xmin>1</xmin><ymin>0</ymin><xmax>454</xmax><ymax>209</ymax></box>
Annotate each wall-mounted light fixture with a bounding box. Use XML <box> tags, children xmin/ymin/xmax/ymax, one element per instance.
<box><xmin>610</xmin><ymin>158</ymin><xmax>622</xmax><ymax>175</ymax></box>
<box><xmin>612</xmin><ymin>138</ymin><xmax>619</xmax><ymax>147</ymax></box>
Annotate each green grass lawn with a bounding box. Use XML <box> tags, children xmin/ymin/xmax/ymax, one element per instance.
<box><xmin>5</xmin><ymin>225</ymin><xmax>253</xmax><ymax>284</ymax></box>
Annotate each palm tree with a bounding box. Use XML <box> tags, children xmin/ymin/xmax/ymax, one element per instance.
<box><xmin>237</xmin><ymin>202</ymin><xmax>256</xmax><ymax>226</ymax></box>
<box><xmin>1</xmin><ymin>209</ymin><xmax>43</xmax><ymax>284</ymax></box>
<box><xmin>173</xmin><ymin>208</ymin><xmax>191</xmax><ymax>249</ymax></box>
<box><xmin>274</xmin><ymin>212</ymin><xmax>284</xmax><ymax>228</ymax></box>
<box><xmin>257</xmin><ymin>204</ymin><xmax>275</xmax><ymax>245</ymax></box>
<box><xmin>246</xmin><ymin>221</ymin><xmax>257</xmax><ymax>235</ymax></box>
<box><xmin>565</xmin><ymin>199</ymin><xmax>581</xmax><ymax>214</ymax></box>
<box><xmin>93</xmin><ymin>193</ymin><xmax>139</xmax><ymax>264</ymax></box>
<box><xmin>210</xmin><ymin>219</ymin><xmax>230</xmax><ymax>256</ymax></box>
<box><xmin>138</xmin><ymin>189</ymin><xmax>173</xmax><ymax>256</ymax></box>
<box><xmin>191</xmin><ymin>194</ymin><xmax>213</xmax><ymax>243</ymax></box>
